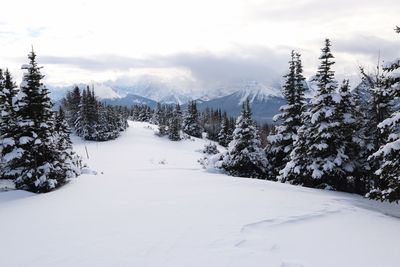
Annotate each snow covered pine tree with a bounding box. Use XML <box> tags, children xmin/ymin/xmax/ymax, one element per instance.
<box><xmin>221</xmin><ymin>99</ymin><xmax>268</xmax><ymax>178</ymax></box>
<box><xmin>54</xmin><ymin>107</ymin><xmax>82</xmax><ymax>178</ymax></box>
<box><xmin>0</xmin><ymin>69</ymin><xmax>18</xmax><ymax>179</ymax></box>
<box><xmin>217</xmin><ymin>112</ymin><xmax>233</xmax><ymax>147</ymax></box>
<box><xmin>267</xmin><ymin>51</ymin><xmax>306</xmax><ymax>180</ymax></box>
<box><xmin>5</xmin><ymin>50</ymin><xmax>79</xmax><ymax>192</ymax></box>
<box><xmin>368</xmin><ymin>26</ymin><xmax>400</xmax><ymax>202</ymax></box>
<box><xmin>183</xmin><ymin>101</ymin><xmax>203</xmax><ymax>138</ymax></box>
<box><xmin>168</xmin><ymin>104</ymin><xmax>182</xmax><ymax>141</ymax></box>
<box><xmin>280</xmin><ymin>39</ymin><xmax>351</xmax><ymax>190</ymax></box>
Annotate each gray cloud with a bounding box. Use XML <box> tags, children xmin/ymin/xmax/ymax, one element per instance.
<box><xmin>39</xmin><ymin>47</ymin><xmax>290</xmax><ymax>88</ymax></box>
<box><xmin>335</xmin><ymin>35</ymin><xmax>399</xmax><ymax>61</ymax></box>
<box><xmin>39</xmin><ymin>55</ymin><xmax>156</xmax><ymax>71</ymax></box>
<box><xmin>168</xmin><ymin>48</ymin><xmax>288</xmax><ymax>87</ymax></box>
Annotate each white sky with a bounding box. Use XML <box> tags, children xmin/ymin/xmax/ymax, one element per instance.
<box><xmin>1</xmin><ymin>0</ymin><xmax>399</xmax><ymax>91</ymax></box>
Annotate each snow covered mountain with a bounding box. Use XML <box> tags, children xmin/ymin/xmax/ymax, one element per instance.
<box><xmin>109</xmin><ymin>79</ymin><xmax>195</xmax><ymax>104</ymax></box>
<box><xmin>1</xmin><ymin>121</ymin><xmax>399</xmax><ymax>267</ymax></box>
<box><xmin>102</xmin><ymin>94</ymin><xmax>157</xmax><ymax>108</ymax></box>
<box><xmin>197</xmin><ymin>82</ymin><xmax>285</xmax><ymax>123</ymax></box>
<box><xmin>49</xmin><ymin>80</ymin><xmax>290</xmax><ymax>122</ymax></box>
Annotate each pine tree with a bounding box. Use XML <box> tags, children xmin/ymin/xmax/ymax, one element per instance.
<box><xmin>154</xmin><ymin>103</ymin><xmax>168</xmax><ymax>136</ymax></box>
<box><xmin>281</xmin><ymin>39</ymin><xmax>347</xmax><ymax>190</ymax></box>
<box><xmin>183</xmin><ymin>101</ymin><xmax>202</xmax><ymax>138</ymax></box>
<box><xmin>217</xmin><ymin>112</ymin><xmax>232</xmax><ymax>147</ymax></box>
<box><xmin>0</xmin><ymin>69</ymin><xmax>19</xmax><ymax>179</ymax></box>
<box><xmin>168</xmin><ymin>104</ymin><xmax>182</xmax><ymax>141</ymax></box>
<box><xmin>336</xmin><ymin>80</ymin><xmax>364</xmax><ymax>192</ymax></box>
<box><xmin>54</xmin><ymin>107</ymin><xmax>81</xmax><ymax>178</ymax></box>
<box><xmin>0</xmin><ymin>69</ymin><xmax>8</xmax><ymax>178</ymax></box>
<box><xmin>221</xmin><ymin>100</ymin><xmax>268</xmax><ymax>178</ymax></box>
<box><xmin>66</xmin><ymin>85</ymin><xmax>81</xmax><ymax>127</ymax></box>
<box><xmin>267</xmin><ymin>51</ymin><xmax>306</xmax><ymax>179</ymax></box>
<box><xmin>9</xmin><ymin>50</ymin><xmax>67</xmax><ymax>192</ymax></box>
<box><xmin>368</xmin><ymin>27</ymin><xmax>400</xmax><ymax>202</ymax></box>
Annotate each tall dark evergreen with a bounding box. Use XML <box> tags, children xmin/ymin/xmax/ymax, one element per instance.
<box><xmin>168</xmin><ymin>104</ymin><xmax>182</xmax><ymax>141</ymax></box>
<box><xmin>221</xmin><ymin>100</ymin><xmax>268</xmax><ymax>178</ymax></box>
<box><xmin>217</xmin><ymin>112</ymin><xmax>233</xmax><ymax>147</ymax></box>
<box><xmin>267</xmin><ymin>51</ymin><xmax>306</xmax><ymax>179</ymax></box>
<box><xmin>183</xmin><ymin>100</ymin><xmax>202</xmax><ymax>138</ymax></box>
<box><xmin>154</xmin><ymin>103</ymin><xmax>168</xmax><ymax>136</ymax></box>
<box><xmin>63</xmin><ymin>85</ymin><xmax>81</xmax><ymax>127</ymax></box>
<box><xmin>368</xmin><ymin>27</ymin><xmax>400</xmax><ymax>202</ymax></box>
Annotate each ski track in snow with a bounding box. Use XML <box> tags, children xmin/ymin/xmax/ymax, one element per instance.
<box><xmin>241</xmin><ymin>207</ymin><xmax>341</xmax><ymax>232</ymax></box>
<box><xmin>0</xmin><ymin>121</ymin><xmax>399</xmax><ymax>267</ymax></box>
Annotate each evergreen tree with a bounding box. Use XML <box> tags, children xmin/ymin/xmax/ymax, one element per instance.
<box><xmin>9</xmin><ymin>50</ymin><xmax>67</xmax><ymax>192</ymax></box>
<box><xmin>183</xmin><ymin>101</ymin><xmax>202</xmax><ymax>138</ymax></box>
<box><xmin>0</xmin><ymin>69</ymin><xmax>18</xmax><ymax>179</ymax></box>
<box><xmin>336</xmin><ymin>80</ymin><xmax>363</xmax><ymax>192</ymax></box>
<box><xmin>267</xmin><ymin>51</ymin><xmax>306</xmax><ymax>179</ymax></box>
<box><xmin>281</xmin><ymin>39</ymin><xmax>347</xmax><ymax>190</ymax></box>
<box><xmin>360</xmin><ymin>66</ymin><xmax>393</xmax><ymax>152</ymax></box>
<box><xmin>368</xmin><ymin>27</ymin><xmax>400</xmax><ymax>202</ymax></box>
<box><xmin>217</xmin><ymin>112</ymin><xmax>233</xmax><ymax>147</ymax></box>
<box><xmin>221</xmin><ymin>100</ymin><xmax>268</xmax><ymax>178</ymax></box>
<box><xmin>168</xmin><ymin>104</ymin><xmax>182</xmax><ymax>141</ymax></box>
<box><xmin>66</xmin><ymin>85</ymin><xmax>81</xmax><ymax>127</ymax></box>
<box><xmin>154</xmin><ymin>103</ymin><xmax>168</xmax><ymax>136</ymax></box>
<box><xmin>54</xmin><ymin>107</ymin><xmax>81</xmax><ymax>178</ymax></box>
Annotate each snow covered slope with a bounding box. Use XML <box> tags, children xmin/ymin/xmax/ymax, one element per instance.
<box><xmin>0</xmin><ymin>121</ymin><xmax>399</xmax><ymax>267</ymax></box>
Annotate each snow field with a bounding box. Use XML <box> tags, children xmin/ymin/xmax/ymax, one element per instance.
<box><xmin>0</xmin><ymin>121</ymin><xmax>399</xmax><ymax>267</ymax></box>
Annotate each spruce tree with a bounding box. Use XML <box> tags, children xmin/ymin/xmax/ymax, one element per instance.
<box><xmin>0</xmin><ymin>69</ymin><xmax>19</xmax><ymax>179</ymax></box>
<box><xmin>54</xmin><ymin>107</ymin><xmax>81</xmax><ymax>178</ymax></box>
<box><xmin>368</xmin><ymin>27</ymin><xmax>400</xmax><ymax>202</ymax></box>
<box><xmin>281</xmin><ymin>39</ymin><xmax>347</xmax><ymax>190</ymax></box>
<box><xmin>267</xmin><ymin>51</ymin><xmax>306</xmax><ymax>179</ymax></box>
<box><xmin>66</xmin><ymin>85</ymin><xmax>81</xmax><ymax>127</ymax></box>
<box><xmin>221</xmin><ymin>100</ymin><xmax>268</xmax><ymax>178</ymax></box>
<box><xmin>183</xmin><ymin>101</ymin><xmax>202</xmax><ymax>138</ymax></box>
<box><xmin>217</xmin><ymin>112</ymin><xmax>232</xmax><ymax>147</ymax></box>
<box><xmin>336</xmin><ymin>80</ymin><xmax>364</xmax><ymax>192</ymax></box>
<box><xmin>168</xmin><ymin>104</ymin><xmax>182</xmax><ymax>141</ymax></box>
<box><xmin>154</xmin><ymin>103</ymin><xmax>168</xmax><ymax>136</ymax></box>
<box><xmin>10</xmin><ymin>50</ymin><xmax>67</xmax><ymax>192</ymax></box>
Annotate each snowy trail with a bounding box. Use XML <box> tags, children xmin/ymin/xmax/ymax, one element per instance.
<box><xmin>0</xmin><ymin>121</ymin><xmax>399</xmax><ymax>267</ymax></box>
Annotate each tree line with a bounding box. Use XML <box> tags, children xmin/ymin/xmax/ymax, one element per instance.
<box><xmin>61</xmin><ymin>86</ymin><xmax>129</xmax><ymax>141</ymax></box>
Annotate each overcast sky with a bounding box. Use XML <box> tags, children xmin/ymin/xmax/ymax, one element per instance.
<box><xmin>1</xmin><ymin>0</ymin><xmax>399</xmax><ymax>91</ymax></box>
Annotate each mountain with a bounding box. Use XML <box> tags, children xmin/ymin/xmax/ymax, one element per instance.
<box><xmin>102</xmin><ymin>94</ymin><xmax>157</xmax><ymax>108</ymax></box>
<box><xmin>48</xmin><ymin>80</ymin><xmax>288</xmax><ymax>122</ymax></box>
<box><xmin>196</xmin><ymin>82</ymin><xmax>285</xmax><ymax>123</ymax></box>
<box><xmin>108</xmin><ymin>79</ymin><xmax>195</xmax><ymax>104</ymax></box>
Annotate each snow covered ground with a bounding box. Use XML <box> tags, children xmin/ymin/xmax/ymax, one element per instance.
<box><xmin>1</xmin><ymin>121</ymin><xmax>399</xmax><ymax>267</ymax></box>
